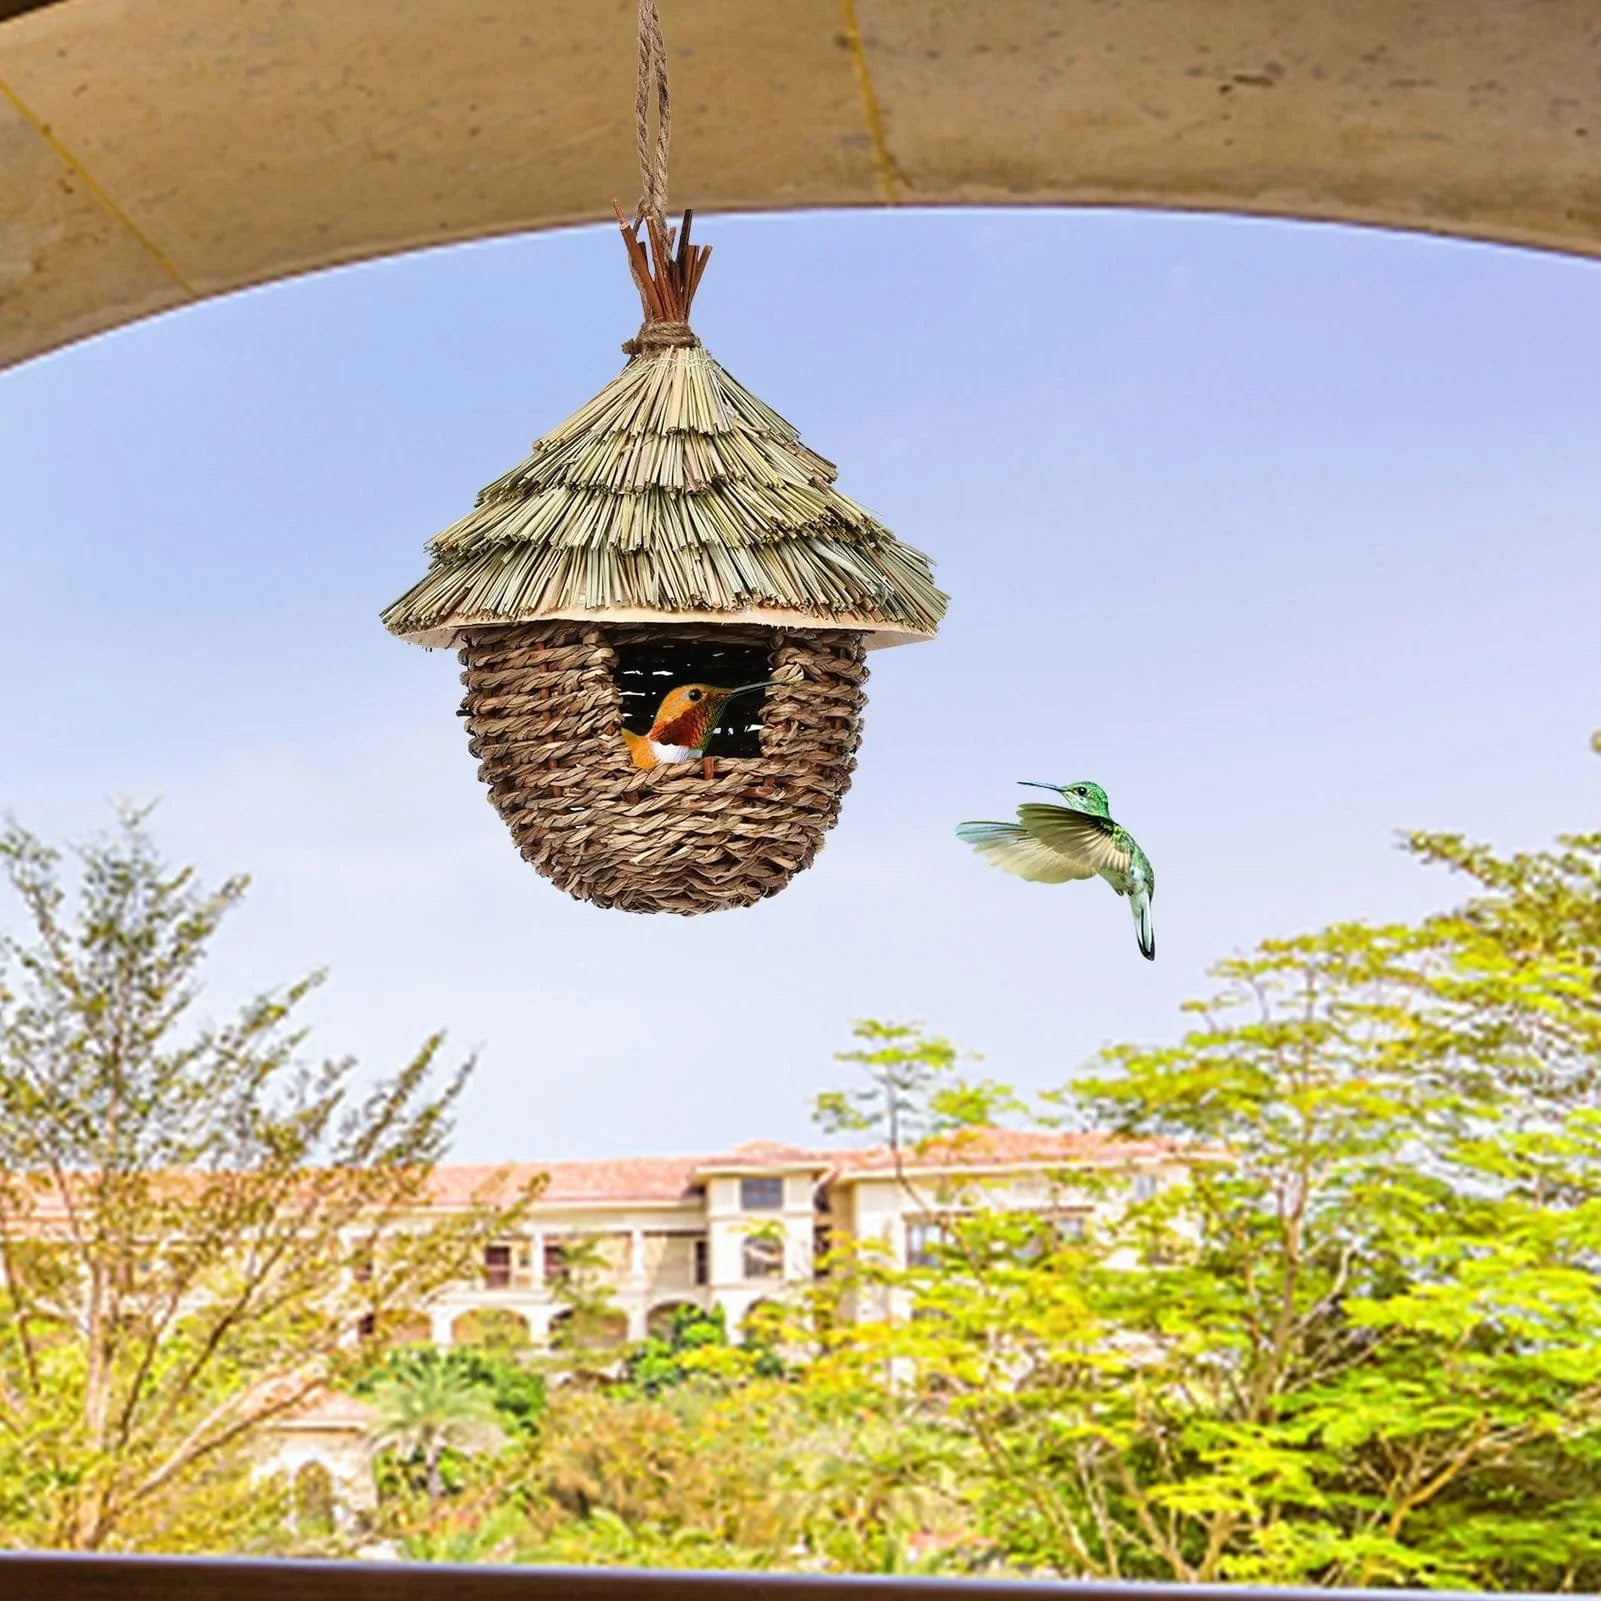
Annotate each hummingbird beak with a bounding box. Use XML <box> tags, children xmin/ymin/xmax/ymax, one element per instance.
<box><xmin>727</xmin><ymin>681</ymin><xmax>780</xmax><ymax>698</ymax></box>
<box><xmin>1018</xmin><ymin>781</ymin><xmax>1060</xmax><ymax>793</ymax></box>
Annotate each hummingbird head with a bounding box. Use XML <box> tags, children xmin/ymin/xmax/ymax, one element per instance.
<box><xmin>1020</xmin><ymin>779</ymin><xmax>1112</xmax><ymax>818</ymax></box>
<box><xmin>649</xmin><ymin>681</ymin><xmax>778</xmax><ymax>747</ymax></box>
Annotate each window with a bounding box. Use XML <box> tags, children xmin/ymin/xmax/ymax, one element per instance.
<box><xmin>741</xmin><ymin>1234</ymin><xmax>783</xmax><ymax>1280</ymax></box>
<box><xmin>692</xmin><ymin>1236</ymin><xmax>709</xmax><ymax>1286</ymax></box>
<box><xmin>1132</xmin><ymin>1173</ymin><xmax>1159</xmax><ymax>1202</ymax></box>
<box><xmin>905</xmin><ymin>1217</ymin><xmax>948</xmax><ymax>1269</ymax></box>
<box><xmin>543</xmin><ymin>1239</ymin><xmax>570</xmax><ymax>1284</ymax></box>
<box><xmin>483</xmin><ymin>1243</ymin><xmax>512</xmax><ymax>1289</ymax></box>
<box><xmin>1017</xmin><ymin>1211</ymin><xmax>1090</xmax><ymax>1262</ymax></box>
<box><xmin>740</xmin><ymin>1176</ymin><xmax>784</xmax><ymax>1211</ymax></box>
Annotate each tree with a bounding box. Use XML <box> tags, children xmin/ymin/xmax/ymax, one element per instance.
<box><xmin>619</xmin><ymin>1304</ymin><xmax>731</xmax><ymax>1397</ymax></box>
<box><xmin>450</xmin><ymin>1307</ymin><xmax>534</xmax><ymax>1360</ymax></box>
<box><xmin>815</xmin><ymin>1019</ymin><xmax>1015</xmax><ymax>1153</ymax></box>
<box><xmin>803</xmin><ymin>803</ymin><xmax>1601</xmax><ymax>1588</ymax></box>
<box><xmin>544</xmin><ymin>1234</ymin><xmax>630</xmax><ymax>1366</ymax></box>
<box><xmin>366</xmin><ymin>1360</ymin><xmax>507</xmax><ymax>1500</ymax></box>
<box><xmin>0</xmin><ymin>808</ymin><xmax>537</xmax><ymax>1551</ymax></box>
<box><xmin>357</xmin><ymin>1345</ymin><xmax>546</xmax><ymax>1443</ymax></box>
<box><xmin>354</xmin><ymin>1346</ymin><xmax>545</xmax><ymax>1558</ymax></box>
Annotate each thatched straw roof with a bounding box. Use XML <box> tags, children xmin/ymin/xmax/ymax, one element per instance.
<box><xmin>382</xmin><ymin>215</ymin><xmax>947</xmax><ymax>651</ymax></box>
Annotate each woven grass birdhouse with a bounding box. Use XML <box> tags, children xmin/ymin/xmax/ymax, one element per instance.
<box><xmin>382</xmin><ymin>211</ymin><xmax>946</xmax><ymax>914</ymax></box>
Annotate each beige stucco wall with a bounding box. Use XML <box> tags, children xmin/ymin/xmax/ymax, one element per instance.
<box><xmin>425</xmin><ymin>1200</ymin><xmax>711</xmax><ymax>1344</ymax></box>
<box><xmin>2</xmin><ymin>0</ymin><xmax>1599</xmax><ymax>373</ymax></box>
<box><xmin>265</xmin><ymin>1426</ymin><xmax>377</xmax><ymax>1517</ymax></box>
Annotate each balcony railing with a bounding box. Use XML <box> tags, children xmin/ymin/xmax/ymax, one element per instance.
<box><xmin>0</xmin><ymin>1554</ymin><xmax>1563</xmax><ymax>1601</ymax></box>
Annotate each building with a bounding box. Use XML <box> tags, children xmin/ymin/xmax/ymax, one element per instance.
<box><xmin>264</xmin><ymin>1127</ymin><xmax>1188</xmax><ymax>1514</ymax></box>
<box><xmin>411</xmin><ymin>1128</ymin><xmax>1187</xmax><ymax>1352</ymax></box>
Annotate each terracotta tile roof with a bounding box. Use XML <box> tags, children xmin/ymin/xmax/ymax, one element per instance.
<box><xmin>9</xmin><ymin>1131</ymin><xmax>1189</xmax><ymax>1221</ymax></box>
<box><xmin>427</xmin><ymin>1142</ymin><xmax>838</xmax><ymax>1207</ymax></box>
<box><xmin>425</xmin><ymin>1156</ymin><xmax>704</xmax><ymax>1207</ymax></box>
<box><xmin>276</xmin><ymin>1385</ymin><xmax>379</xmax><ymax>1431</ymax></box>
<box><xmin>693</xmin><ymin>1139</ymin><xmax>834</xmax><ymax>1172</ymax></box>
<box><xmin>830</xmin><ymin>1127</ymin><xmax>1181</xmax><ymax>1176</ymax></box>
<box><xmin>423</xmin><ymin>1129</ymin><xmax>1181</xmax><ymax>1207</ymax></box>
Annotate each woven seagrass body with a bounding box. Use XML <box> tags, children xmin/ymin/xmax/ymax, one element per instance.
<box><xmin>459</xmin><ymin>621</ymin><xmax>867</xmax><ymax>914</ymax></box>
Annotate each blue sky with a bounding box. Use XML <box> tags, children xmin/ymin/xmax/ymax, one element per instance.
<box><xmin>1</xmin><ymin>208</ymin><xmax>1597</xmax><ymax>1161</ymax></box>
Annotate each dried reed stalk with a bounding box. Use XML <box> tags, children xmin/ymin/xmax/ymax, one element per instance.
<box><xmin>382</xmin><ymin>211</ymin><xmax>946</xmax><ymax>650</ymax></box>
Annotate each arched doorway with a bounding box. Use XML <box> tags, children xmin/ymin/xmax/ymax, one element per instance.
<box><xmin>740</xmin><ymin>1298</ymin><xmax>784</xmax><ymax>1346</ymax></box>
<box><xmin>449</xmin><ymin>1307</ymin><xmax>532</xmax><ymax>1355</ymax></box>
<box><xmin>645</xmin><ymin>1300</ymin><xmax>700</xmax><ymax>1341</ymax></box>
<box><xmin>291</xmin><ymin>1460</ymin><xmax>335</xmax><ymax>1538</ymax></box>
<box><xmin>548</xmin><ymin>1306</ymin><xmax>630</xmax><ymax>1352</ymax></box>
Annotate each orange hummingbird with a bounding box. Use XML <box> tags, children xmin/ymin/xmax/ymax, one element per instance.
<box><xmin>620</xmin><ymin>680</ymin><xmax>778</xmax><ymax>775</ymax></box>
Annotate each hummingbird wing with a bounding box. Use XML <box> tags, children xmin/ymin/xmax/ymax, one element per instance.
<box><xmin>955</xmin><ymin>820</ymin><xmax>1095</xmax><ymax>883</ymax></box>
<box><xmin>1015</xmin><ymin>804</ymin><xmax>1132</xmax><ymax>878</ymax></box>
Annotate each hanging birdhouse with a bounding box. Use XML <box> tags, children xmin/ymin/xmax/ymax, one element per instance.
<box><xmin>381</xmin><ymin>9</ymin><xmax>945</xmax><ymax>914</ymax></box>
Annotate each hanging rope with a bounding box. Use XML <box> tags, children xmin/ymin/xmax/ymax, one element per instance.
<box><xmin>635</xmin><ymin>0</ymin><xmax>671</xmax><ymax>231</ymax></box>
<box><xmin>616</xmin><ymin>0</ymin><xmax>712</xmax><ymax>356</ymax></box>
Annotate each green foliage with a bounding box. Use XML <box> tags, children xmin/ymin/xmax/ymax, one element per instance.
<box><xmin>357</xmin><ymin>1350</ymin><xmax>548</xmax><ymax>1556</ymax></box>
<box><xmin>392</xmin><ymin>1495</ymin><xmax>528</xmax><ymax>1564</ymax></box>
<box><xmin>0</xmin><ymin>807</ymin><xmax>537</xmax><ymax>1550</ymax></box>
<box><xmin>738</xmin><ymin>1303</ymin><xmax>789</xmax><ymax>1381</ymax></box>
<box><xmin>619</xmin><ymin>1304</ymin><xmax>730</xmax><ymax>1396</ymax></box>
<box><xmin>815</xmin><ymin>1019</ymin><xmax>1018</xmax><ymax>1148</ymax></box>
<box><xmin>356</xmin><ymin>1346</ymin><xmax>545</xmax><ymax>1441</ymax></box>
<box><xmin>797</xmin><ymin>806</ymin><xmax>1601</xmax><ymax>1587</ymax></box>
<box><xmin>514</xmin><ymin>1380</ymin><xmax>970</xmax><ymax>1572</ymax></box>
<box><xmin>365</xmin><ymin>1358</ymin><xmax>508</xmax><ymax>1501</ymax></box>
<box><xmin>10</xmin><ymin>750</ymin><xmax>1601</xmax><ymax>1580</ymax></box>
<box><xmin>519</xmin><ymin>1505</ymin><xmax>779</xmax><ymax>1570</ymax></box>
<box><xmin>449</xmin><ymin>1306</ymin><xmax>534</xmax><ymax>1359</ymax></box>
<box><xmin>539</xmin><ymin>1234</ymin><xmax>632</xmax><ymax>1375</ymax></box>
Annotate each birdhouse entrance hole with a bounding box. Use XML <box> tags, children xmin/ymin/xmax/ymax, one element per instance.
<box><xmin>616</xmin><ymin>638</ymin><xmax>772</xmax><ymax>758</ymax></box>
<box><xmin>454</xmin><ymin>620</ymin><xmax>871</xmax><ymax>915</ymax></box>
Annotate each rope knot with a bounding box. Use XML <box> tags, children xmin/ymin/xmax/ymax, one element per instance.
<box><xmin>622</xmin><ymin>319</ymin><xmax>698</xmax><ymax>357</ymax></box>
<box><xmin>612</xmin><ymin>3</ymin><xmax>712</xmax><ymax>342</ymax></box>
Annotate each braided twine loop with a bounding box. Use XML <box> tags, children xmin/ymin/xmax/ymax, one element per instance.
<box><xmin>458</xmin><ymin>623</ymin><xmax>869</xmax><ymax>914</ymax></box>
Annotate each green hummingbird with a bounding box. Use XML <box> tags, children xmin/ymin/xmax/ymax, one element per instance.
<box><xmin>956</xmin><ymin>780</ymin><xmax>1156</xmax><ymax>961</ymax></box>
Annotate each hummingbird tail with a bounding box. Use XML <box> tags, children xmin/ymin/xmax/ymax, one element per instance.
<box><xmin>1132</xmin><ymin>891</ymin><xmax>1155</xmax><ymax>962</ymax></box>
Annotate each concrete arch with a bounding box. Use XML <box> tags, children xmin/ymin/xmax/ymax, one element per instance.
<box><xmin>739</xmin><ymin>1298</ymin><xmax>783</xmax><ymax>1345</ymax></box>
<box><xmin>271</xmin><ymin>1438</ymin><xmax>377</xmax><ymax>1517</ymax></box>
<box><xmin>1</xmin><ymin>0</ymin><xmax>1599</xmax><ymax>373</ymax></box>
<box><xmin>548</xmin><ymin>1305</ymin><xmax>630</xmax><ymax>1351</ymax></box>
<box><xmin>645</xmin><ymin>1299</ymin><xmax>701</xmax><ymax>1341</ymax></box>
<box><xmin>291</xmin><ymin>1459</ymin><xmax>336</xmax><ymax>1536</ymax></box>
<box><xmin>449</xmin><ymin>1306</ymin><xmax>532</xmax><ymax>1352</ymax></box>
